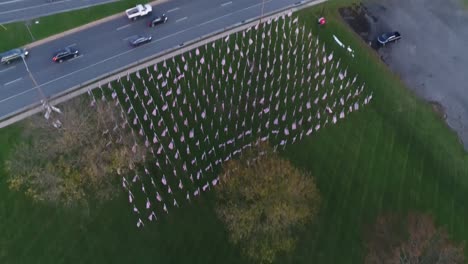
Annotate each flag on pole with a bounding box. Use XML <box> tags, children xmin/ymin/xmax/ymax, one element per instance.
<box><xmin>149</xmin><ymin>211</ymin><xmax>157</xmax><ymax>221</ymax></box>
<box><xmin>137</xmin><ymin>218</ymin><xmax>144</xmax><ymax>228</ymax></box>
<box><xmin>169</xmin><ymin>140</ymin><xmax>175</xmax><ymax>150</ymax></box>
<box><xmin>203</xmin><ymin>182</ymin><xmax>210</xmax><ymax>191</ymax></box>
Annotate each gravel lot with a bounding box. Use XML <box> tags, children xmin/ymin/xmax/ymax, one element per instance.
<box><xmin>343</xmin><ymin>0</ymin><xmax>468</xmax><ymax>151</ymax></box>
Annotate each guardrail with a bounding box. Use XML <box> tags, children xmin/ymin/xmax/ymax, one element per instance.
<box><xmin>0</xmin><ymin>0</ymin><xmax>327</xmax><ymax>128</ymax></box>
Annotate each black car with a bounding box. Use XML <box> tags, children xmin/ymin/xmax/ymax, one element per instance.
<box><xmin>52</xmin><ymin>47</ymin><xmax>79</xmax><ymax>63</ymax></box>
<box><xmin>129</xmin><ymin>35</ymin><xmax>152</xmax><ymax>47</ymax></box>
<box><xmin>377</xmin><ymin>31</ymin><xmax>401</xmax><ymax>45</ymax></box>
<box><xmin>149</xmin><ymin>14</ymin><xmax>168</xmax><ymax>27</ymax></box>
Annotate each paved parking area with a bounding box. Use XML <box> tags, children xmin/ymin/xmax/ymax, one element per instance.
<box><xmin>363</xmin><ymin>0</ymin><xmax>468</xmax><ymax>150</ymax></box>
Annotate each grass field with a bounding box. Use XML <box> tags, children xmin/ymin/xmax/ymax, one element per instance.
<box><xmin>0</xmin><ymin>0</ymin><xmax>148</xmax><ymax>52</ymax></box>
<box><xmin>1</xmin><ymin>2</ymin><xmax>467</xmax><ymax>264</ymax></box>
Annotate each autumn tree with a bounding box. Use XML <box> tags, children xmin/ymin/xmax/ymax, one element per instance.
<box><xmin>5</xmin><ymin>97</ymin><xmax>146</xmax><ymax>207</ymax></box>
<box><xmin>215</xmin><ymin>142</ymin><xmax>321</xmax><ymax>264</ymax></box>
<box><xmin>365</xmin><ymin>212</ymin><xmax>465</xmax><ymax>264</ymax></box>
<box><xmin>364</xmin><ymin>213</ymin><xmax>407</xmax><ymax>264</ymax></box>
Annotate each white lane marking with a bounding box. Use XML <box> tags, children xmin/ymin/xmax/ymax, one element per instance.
<box><xmin>0</xmin><ymin>66</ymin><xmax>16</xmax><ymax>73</ymax></box>
<box><xmin>0</xmin><ymin>0</ymin><xmax>24</xmax><ymax>5</ymax></box>
<box><xmin>198</xmin><ymin>0</ymin><xmax>270</xmax><ymax>27</ymax></box>
<box><xmin>67</xmin><ymin>55</ymin><xmax>83</xmax><ymax>62</ymax></box>
<box><xmin>176</xmin><ymin>16</ymin><xmax>187</xmax><ymax>23</ymax></box>
<box><xmin>167</xmin><ymin>7</ymin><xmax>179</xmax><ymax>13</ymax></box>
<box><xmin>221</xmin><ymin>1</ymin><xmax>232</xmax><ymax>7</ymax></box>
<box><xmin>0</xmin><ymin>0</ymin><xmax>70</xmax><ymax>14</ymax></box>
<box><xmin>123</xmin><ymin>35</ymin><xmax>136</xmax><ymax>41</ymax></box>
<box><xmin>67</xmin><ymin>43</ymin><xmax>77</xmax><ymax>47</ymax></box>
<box><xmin>0</xmin><ymin>0</ymin><xmax>276</xmax><ymax>104</ymax></box>
<box><xmin>0</xmin><ymin>0</ymin><xmax>117</xmax><ymax>16</ymax></box>
<box><xmin>116</xmin><ymin>24</ymin><xmax>131</xmax><ymax>31</ymax></box>
<box><xmin>4</xmin><ymin>77</ymin><xmax>22</xmax><ymax>86</ymax></box>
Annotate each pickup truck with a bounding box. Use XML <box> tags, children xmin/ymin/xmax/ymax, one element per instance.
<box><xmin>0</xmin><ymin>48</ymin><xmax>29</xmax><ymax>65</ymax></box>
<box><xmin>125</xmin><ymin>4</ymin><xmax>152</xmax><ymax>20</ymax></box>
<box><xmin>377</xmin><ymin>31</ymin><xmax>401</xmax><ymax>45</ymax></box>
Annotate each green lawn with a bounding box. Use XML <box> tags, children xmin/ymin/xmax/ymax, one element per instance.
<box><xmin>0</xmin><ymin>0</ymin><xmax>150</xmax><ymax>52</ymax></box>
<box><xmin>283</xmin><ymin>4</ymin><xmax>468</xmax><ymax>263</ymax></box>
<box><xmin>1</xmin><ymin>2</ymin><xmax>467</xmax><ymax>264</ymax></box>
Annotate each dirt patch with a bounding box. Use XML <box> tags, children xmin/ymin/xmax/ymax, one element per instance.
<box><xmin>338</xmin><ymin>3</ymin><xmax>384</xmax><ymax>50</ymax></box>
<box><xmin>338</xmin><ymin>4</ymin><xmax>371</xmax><ymax>42</ymax></box>
<box><xmin>429</xmin><ymin>101</ymin><xmax>447</xmax><ymax>120</ymax></box>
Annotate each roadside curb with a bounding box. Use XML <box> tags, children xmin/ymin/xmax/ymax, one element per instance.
<box><xmin>26</xmin><ymin>0</ymin><xmax>165</xmax><ymax>49</ymax></box>
<box><xmin>0</xmin><ymin>0</ymin><xmax>327</xmax><ymax>128</ymax></box>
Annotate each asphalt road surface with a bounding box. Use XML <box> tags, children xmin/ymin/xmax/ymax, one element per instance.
<box><xmin>0</xmin><ymin>0</ymin><xmax>322</xmax><ymax>122</ymax></box>
<box><xmin>0</xmin><ymin>0</ymin><xmax>119</xmax><ymax>24</ymax></box>
<box><xmin>365</xmin><ymin>0</ymin><xmax>468</xmax><ymax>151</ymax></box>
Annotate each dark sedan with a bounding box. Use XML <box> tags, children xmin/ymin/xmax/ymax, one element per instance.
<box><xmin>377</xmin><ymin>31</ymin><xmax>401</xmax><ymax>45</ymax></box>
<box><xmin>149</xmin><ymin>14</ymin><xmax>168</xmax><ymax>27</ymax></box>
<box><xmin>52</xmin><ymin>47</ymin><xmax>79</xmax><ymax>63</ymax></box>
<box><xmin>129</xmin><ymin>35</ymin><xmax>153</xmax><ymax>47</ymax></box>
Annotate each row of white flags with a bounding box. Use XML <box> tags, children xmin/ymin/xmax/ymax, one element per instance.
<box><xmin>88</xmin><ymin>12</ymin><xmax>372</xmax><ymax>227</ymax></box>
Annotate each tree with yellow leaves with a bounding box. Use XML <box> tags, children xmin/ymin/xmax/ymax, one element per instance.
<box><xmin>5</xmin><ymin>97</ymin><xmax>145</xmax><ymax>208</ymax></box>
<box><xmin>215</xmin><ymin>142</ymin><xmax>321</xmax><ymax>263</ymax></box>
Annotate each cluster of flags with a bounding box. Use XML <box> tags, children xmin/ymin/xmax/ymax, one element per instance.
<box><xmin>87</xmin><ymin>11</ymin><xmax>373</xmax><ymax>227</ymax></box>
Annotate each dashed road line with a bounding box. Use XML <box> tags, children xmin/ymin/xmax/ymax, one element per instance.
<box><xmin>0</xmin><ymin>66</ymin><xmax>16</xmax><ymax>73</ymax></box>
<box><xmin>123</xmin><ymin>35</ymin><xmax>136</xmax><ymax>41</ymax></box>
<box><xmin>4</xmin><ymin>77</ymin><xmax>22</xmax><ymax>86</ymax></box>
<box><xmin>176</xmin><ymin>16</ymin><xmax>187</xmax><ymax>23</ymax></box>
<box><xmin>0</xmin><ymin>0</ymin><xmax>24</xmax><ymax>5</ymax></box>
<box><xmin>221</xmin><ymin>1</ymin><xmax>232</xmax><ymax>7</ymax></box>
<box><xmin>67</xmin><ymin>54</ymin><xmax>83</xmax><ymax>62</ymax></box>
<box><xmin>0</xmin><ymin>0</ymin><xmax>71</xmax><ymax>15</ymax></box>
<box><xmin>116</xmin><ymin>24</ymin><xmax>131</xmax><ymax>31</ymax></box>
<box><xmin>167</xmin><ymin>7</ymin><xmax>179</xmax><ymax>13</ymax></box>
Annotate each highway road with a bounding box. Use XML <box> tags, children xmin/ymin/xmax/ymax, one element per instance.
<box><xmin>0</xmin><ymin>0</ymin><xmax>323</xmax><ymax>122</ymax></box>
<box><xmin>0</xmin><ymin>0</ymin><xmax>119</xmax><ymax>24</ymax></box>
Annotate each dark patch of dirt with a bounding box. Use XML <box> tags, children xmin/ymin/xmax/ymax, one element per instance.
<box><xmin>429</xmin><ymin>101</ymin><xmax>447</xmax><ymax>120</ymax></box>
<box><xmin>339</xmin><ymin>4</ymin><xmax>371</xmax><ymax>40</ymax></box>
<box><xmin>338</xmin><ymin>3</ymin><xmax>381</xmax><ymax>50</ymax></box>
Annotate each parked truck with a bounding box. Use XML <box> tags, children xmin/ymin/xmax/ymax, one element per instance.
<box><xmin>125</xmin><ymin>4</ymin><xmax>152</xmax><ymax>20</ymax></box>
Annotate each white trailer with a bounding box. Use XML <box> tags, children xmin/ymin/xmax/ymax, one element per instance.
<box><xmin>125</xmin><ymin>4</ymin><xmax>152</xmax><ymax>20</ymax></box>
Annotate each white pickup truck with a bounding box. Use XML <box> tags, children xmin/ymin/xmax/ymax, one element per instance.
<box><xmin>125</xmin><ymin>4</ymin><xmax>152</xmax><ymax>20</ymax></box>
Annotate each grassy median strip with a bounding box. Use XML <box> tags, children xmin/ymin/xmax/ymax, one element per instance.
<box><xmin>0</xmin><ymin>2</ymin><xmax>467</xmax><ymax>264</ymax></box>
<box><xmin>0</xmin><ymin>0</ymin><xmax>148</xmax><ymax>52</ymax></box>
